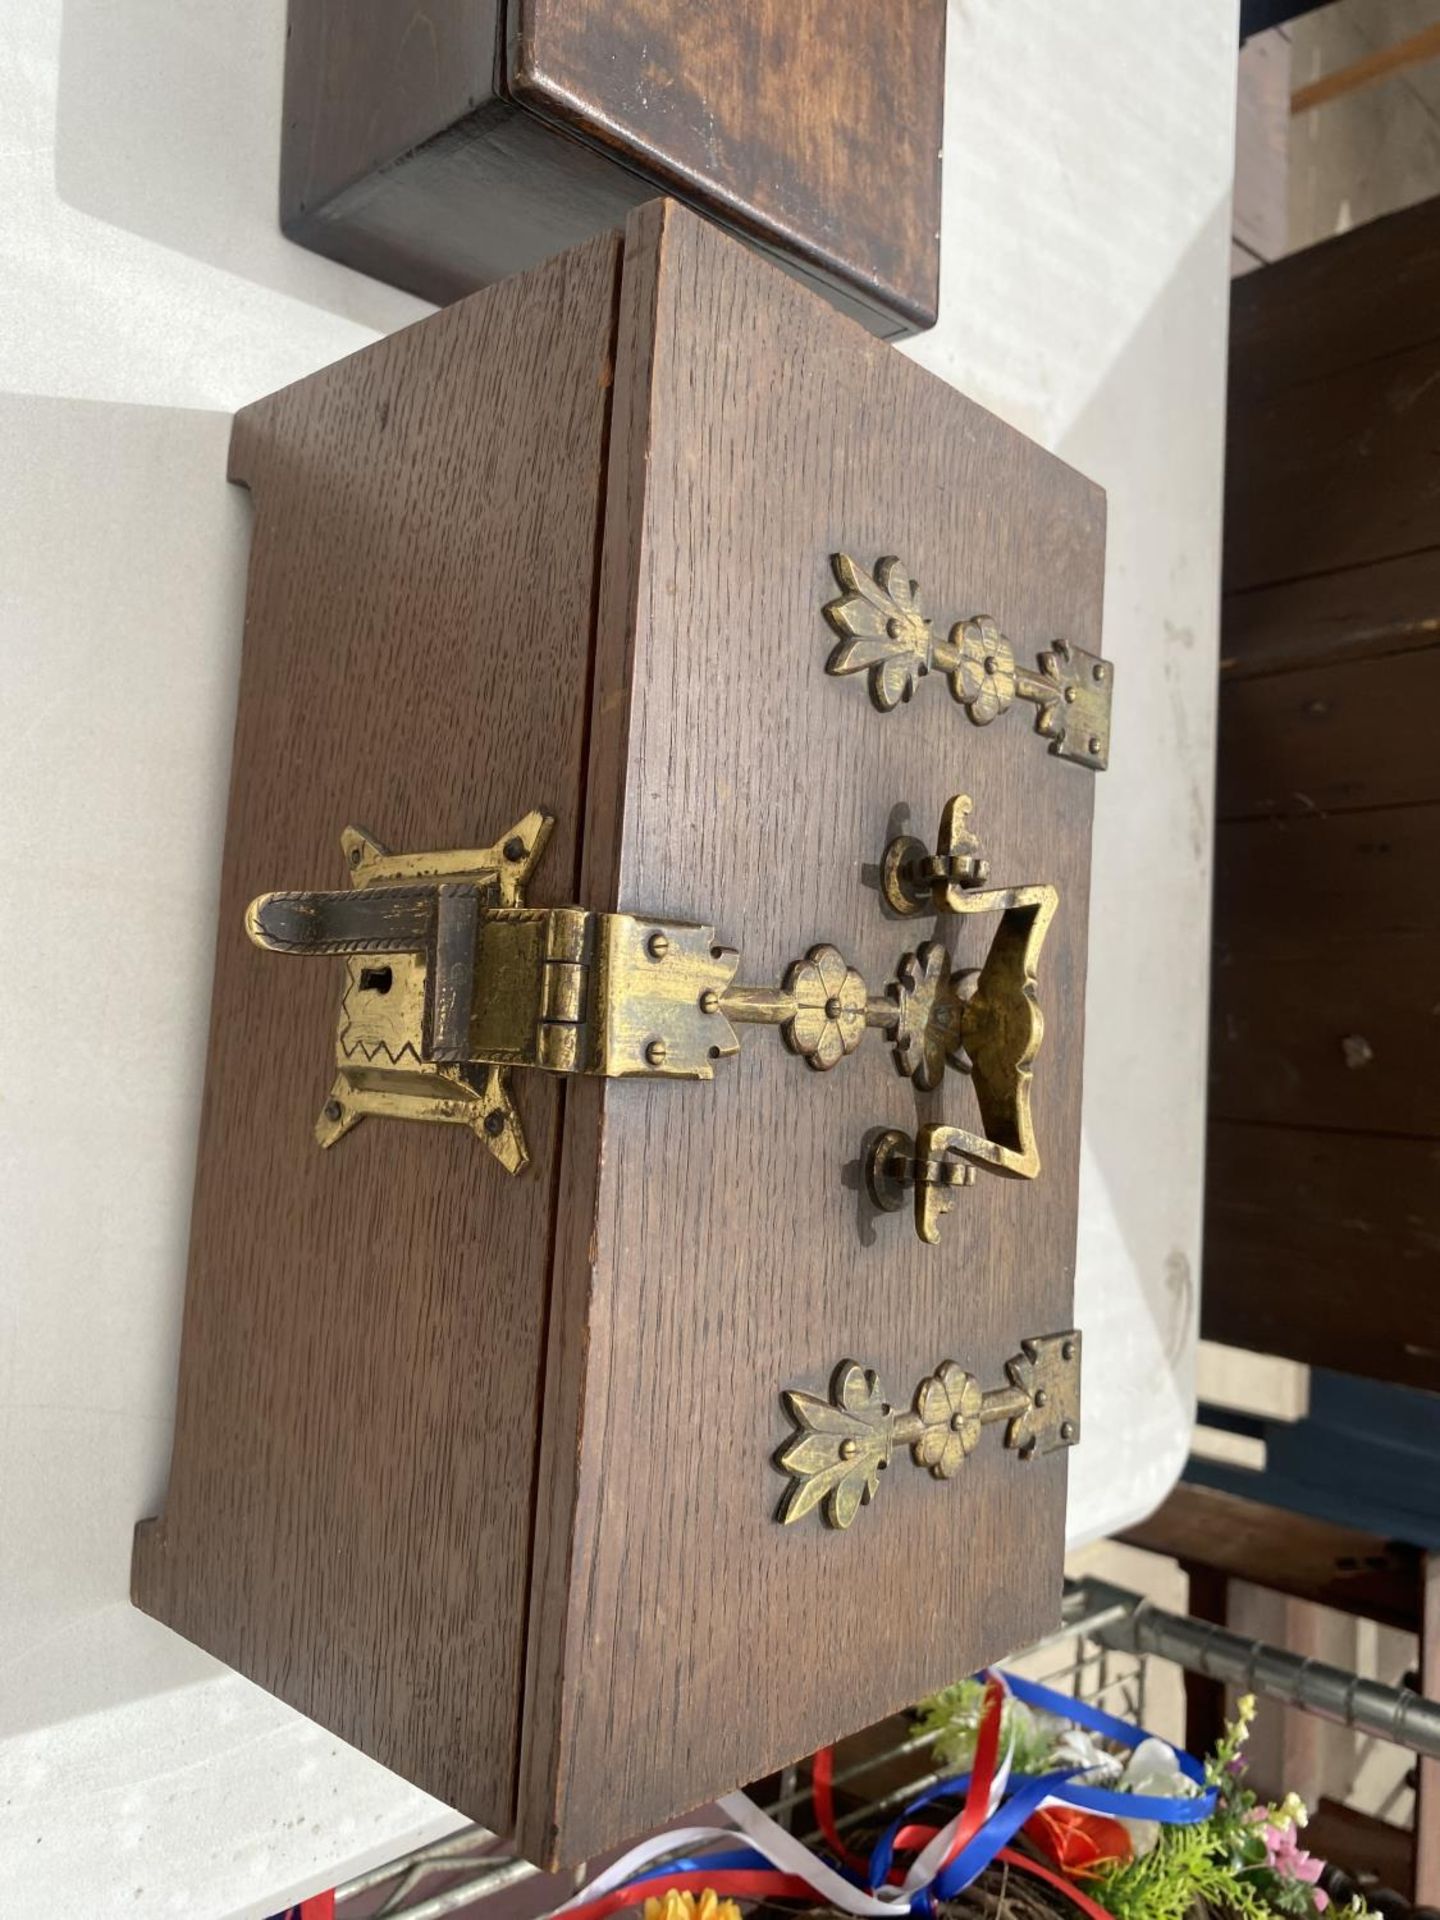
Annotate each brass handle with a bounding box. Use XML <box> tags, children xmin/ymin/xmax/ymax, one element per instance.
<box><xmin>245</xmin><ymin>796</ymin><xmax>1055</xmax><ymax>1239</ymax></box>
<box><xmin>823</xmin><ymin>552</ymin><xmax>1113</xmax><ymax>772</ymax></box>
<box><xmin>777</xmin><ymin>1332</ymin><xmax>1081</xmax><ymax>1529</ymax></box>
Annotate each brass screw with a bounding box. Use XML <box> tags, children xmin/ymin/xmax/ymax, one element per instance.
<box><xmin>1034</xmin><ymin>1388</ymin><xmax>1048</xmax><ymax>1409</ymax></box>
<box><xmin>983</xmin><ymin>655</ymin><xmax>998</xmax><ymax>675</ymax></box>
<box><xmin>1060</xmin><ymin>1419</ymin><xmax>1077</xmax><ymax>1443</ymax></box>
<box><xmin>503</xmin><ymin>836</ymin><xmax>526</xmax><ymax>863</ymax></box>
<box><xmin>699</xmin><ymin>989</ymin><xmax>720</xmax><ymax>1015</ymax></box>
<box><xmin>839</xmin><ymin>1439</ymin><xmax>859</xmax><ymax>1461</ymax></box>
<box><xmin>1088</xmin><ymin>735</ymin><xmax>1102</xmax><ymax>756</ymax></box>
<box><xmin>1061</xmin><ymin>1339</ymin><xmax>1076</xmax><ymax>1362</ymax></box>
<box><xmin>951</xmin><ymin>1413</ymin><xmax>967</xmax><ymax>1432</ymax></box>
<box><xmin>646</xmin><ymin>931</ymin><xmax>670</xmax><ymax>961</ymax></box>
<box><xmin>645</xmin><ymin>1038</ymin><xmax>668</xmax><ymax>1068</ymax></box>
<box><xmin>825</xmin><ymin>996</ymin><xmax>844</xmax><ymax>1021</ymax></box>
<box><xmin>324</xmin><ymin>1098</ymin><xmax>343</xmax><ymax>1121</ymax></box>
<box><xmin>1093</xmin><ymin>662</ymin><xmax>1107</xmax><ymax>683</ymax></box>
<box><xmin>348</xmin><ymin>846</ymin><xmax>362</xmax><ymax>868</ymax></box>
<box><xmin>483</xmin><ymin>1109</ymin><xmax>506</xmax><ymax>1137</ymax></box>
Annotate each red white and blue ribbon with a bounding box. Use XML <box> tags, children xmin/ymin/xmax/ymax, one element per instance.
<box><xmin>547</xmin><ymin>1671</ymin><xmax>1217</xmax><ymax>1920</ymax></box>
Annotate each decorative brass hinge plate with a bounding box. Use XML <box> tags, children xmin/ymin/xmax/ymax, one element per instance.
<box><xmin>247</xmin><ymin>796</ymin><xmax>1056</xmax><ymax>1239</ymax></box>
<box><xmin>824</xmin><ymin>553</ymin><xmax>1113</xmax><ymax>771</ymax></box>
<box><xmin>777</xmin><ymin>1332</ymin><xmax>1081</xmax><ymax>1529</ymax></box>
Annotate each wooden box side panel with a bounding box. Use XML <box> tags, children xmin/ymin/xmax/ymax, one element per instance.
<box><xmin>133</xmin><ymin>233</ymin><xmax>623</xmax><ymax>1827</ymax></box>
<box><xmin>521</xmin><ymin>203</ymin><xmax>1104</xmax><ymax>1863</ymax></box>
<box><xmin>512</xmin><ymin>0</ymin><xmax>944</xmax><ymax>330</ymax></box>
<box><xmin>281</xmin><ymin>0</ymin><xmax>503</xmax><ymax>218</ymax></box>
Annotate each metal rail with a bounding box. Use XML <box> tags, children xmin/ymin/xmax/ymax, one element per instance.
<box><xmin>1073</xmin><ymin>1572</ymin><xmax>1440</xmax><ymax>1759</ymax></box>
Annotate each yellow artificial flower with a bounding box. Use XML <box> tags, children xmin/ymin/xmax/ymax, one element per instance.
<box><xmin>1276</xmin><ymin>1791</ymin><xmax>1309</xmax><ymax>1829</ymax></box>
<box><xmin>642</xmin><ymin>1891</ymin><xmax>742</xmax><ymax>1920</ymax></box>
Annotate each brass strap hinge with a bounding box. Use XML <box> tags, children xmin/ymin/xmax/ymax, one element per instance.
<box><xmin>246</xmin><ymin>795</ymin><xmax>1056</xmax><ymax>1241</ymax></box>
<box><xmin>777</xmin><ymin>1332</ymin><xmax>1082</xmax><ymax>1529</ymax></box>
<box><xmin>824</xmin><ymin>553</ymin><xmax>1113</xmax><ymax>772</ymax></box>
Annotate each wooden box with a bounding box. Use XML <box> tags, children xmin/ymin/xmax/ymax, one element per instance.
<box><xmin>134</xmin><ymin>201</ymin><xmax>1109</xmax><ymax>1867</ymax></box>
<box><xmin>281</xmin><ymin>0</ymin><xmax>945</xmax><ymax>338</ymax></box>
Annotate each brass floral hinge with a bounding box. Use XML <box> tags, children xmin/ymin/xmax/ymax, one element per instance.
<box><xmin>776</xmin><ymin>1333</ymin><xmax>1081</xmax><ymax>1530</ymax></box>
<box><xmin>246</xmin><ymin>796</ymin><xmax>1055</xmax><ymax>1240</ymax></box>
<box><xmin>824</xmin><ymin>553</ymin><xmax>1113</xmax><ymax>772</ymax></box>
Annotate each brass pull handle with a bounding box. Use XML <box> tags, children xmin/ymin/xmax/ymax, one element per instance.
<box><xmin>861</xmin><ymin>796</ymin><xmax>1054</xmax><ymax>1242</ymax></box>
<box><xmin>245</xmin><ymin>796</ymin><xmax>1054</xmax><ymax>1239</ymax></box>
<box><xmin>777</xmin><ymin>1332</ymin><xmax>1081</xmax><ymax>1529</ymax></box>
<box><xmin>823</xmin><ymin>552</ymin><xmax>1113</xmax><ymax>772</ymax></box>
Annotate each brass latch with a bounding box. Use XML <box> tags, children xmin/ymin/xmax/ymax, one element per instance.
<box><xmin>246</xmin><ymin>795</ymin><xmax>1056</xmax><ymax>1240</ymax></box>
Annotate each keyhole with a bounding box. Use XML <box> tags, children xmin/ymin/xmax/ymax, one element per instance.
<box><xmin>359</xmin><ymin>965</ymin><xmax>393</xmax><ymax>995</ymax></box>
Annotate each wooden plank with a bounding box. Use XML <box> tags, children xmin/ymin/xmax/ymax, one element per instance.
<box><xmin>1209</xmin><ymin>804</ymin><xmax>1440</xmax><ymax>1136</ymax></box>
<box><xmin>520</xmin><ymin>201</ymin><xmax>1103</xmax><ymax>1863</ymax></box>
<box><xmin>1223</xmin><ymin>329</ymin><xmax>1440</xmax><ymax>594</ymax></box>
<box><xmin>1182</xmin><ymin>1564</ymin><xmax>1232</xmax><ymax>1760</ymax></box>
<box><xmin>1291</xmin><ymin>21</ymin><xmax>1440</xmax><ymax>116</ymax></box>
<box><xmin>1202</xmin><ymin>1122</ymin><xmax>1440</xmax><ymax>1391</ymax></box>
<box><xmin>1221</xmin><ymin>549</ymin><xmax>1440</xmax><ymax>680</ymax></box>
<box><xmin>1306</xmin><ymin>1802</ymin><xmax>1415</xmax><ymax>1901</ymax></box>
<box><xmin>1216</xmin><ymin>644</ymin><xmax>1440</xmax><ymax>819</ymax></box>
<box><xmin>1229</xmin><ymin>196</ymin><xmax>1440</xmax><ymax>404</ymax></box>
<box><xmin>131</xmin><ymin>231</ymin><xmax>624</xmax><ymax>1829</ymax></box>
<box><xmin>1116</xmin><ymin>1484</ymin><xmax>1423</xmax><ymax>1632</ymax></box>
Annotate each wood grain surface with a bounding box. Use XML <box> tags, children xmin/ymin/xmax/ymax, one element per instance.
<box><xmin>509</xmin><ymin>0</ymin><xmax>943</xmax><ymax>329</ymax></box>
<box><xmin>1216</xmin><ymin>645</ymin><xmax>1440</xmax><ymax>818</ymax></box>
<box><xmin>132</xmin><ymin>231</ymin><xmax>623</xmax><ymax>1829</ymax></box>
<box><xmin>1227</xmin><ymin>194</ymin><xmax>1440</xmax><ymax>403</ymax></box>
<box><xmin>1206</xmin><ymin>200</ymin><xmax>1440</xmax><ymax>1392</ymax></box>
<box><xmin>1222</xmin><ymin>331</ymin><xmax>1440</xmax><ymax>595</ymax></box>
<box><xmin>1116</xmin><ymin>1482</ymin><xmax>1423</xmax><ymax>1634</ymax></box>
<box><xmin>281</xmin><ymin>0</ymin><xmax>942</xmax><ymax>337</ymax></box>
<box><xmin>280</xmin><ymin>0</ymin><xmax>501</xmax><ymax>224</ymax></box>
<box><xmin>519</xmin><ymin>202</ymin><xmax>1105</xmax><ymax>1863</ymax></box>
<box><xmin>1203</xmin><ymin>1124</ymin><xmax>1440</xmax><ymax>1391</ymax></box>
<box><xmin>1209</xmin><ymin>804</ymin><xmax>1440</xmax><ymax>1137</ymax></box>
<box><xmin>1221</xmin><ymin>549</ymin><xmax>1440</xmax><ymax>680</ymax></box>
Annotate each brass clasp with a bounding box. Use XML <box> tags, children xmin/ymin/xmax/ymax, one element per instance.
<box><xmin>246</xmin><ymin>794</ymin><xmax>1057</xmax><ymax>1239</ymax></box>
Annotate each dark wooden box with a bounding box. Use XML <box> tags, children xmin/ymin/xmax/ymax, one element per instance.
<box><xmin>134</xmin><ymin>201</ymin><xmax>1107</xmax><ymax>1867</ymax></box>
<box><xmin>281</xmin><ymin>0</ymin><xmax>945</xmax><ymax>337</ymax></box>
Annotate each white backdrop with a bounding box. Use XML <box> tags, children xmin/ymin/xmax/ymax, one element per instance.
<box><xmin>0</xmin><ymin>3</ymin><xmax>1239</xmax><ymax>1912</ymax></box>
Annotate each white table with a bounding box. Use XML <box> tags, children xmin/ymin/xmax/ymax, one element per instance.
<box><xmin>0</xmin><ymin>2</ymin><xmax>1239</xmax><ymax>1912</ymax></box>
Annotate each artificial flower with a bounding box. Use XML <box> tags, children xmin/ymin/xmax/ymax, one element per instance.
<box><xmin>1023</xmin><ymin>1804</ymin><xmax>1132</xmax><ymax>1879</ymax></box>
<box><xmin>1047</xmin><ymin>1725</ymin><xmax>1123</xmax><ymax>1782</ymax></box>
<box><xmin>642</xmin><ymin>1891</ymin><xmax>742</xmax><ymax>1920</ymax></box>
<box><xmin>1113</xmin><ymin>1735</ymin><xmax>1200</xmax><ymax>1857</ymax></box>
<box><xmin>1253</xmin><ymin>1810</ymin><xmax>1330</xmax><ymax>1910</ymax></box>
